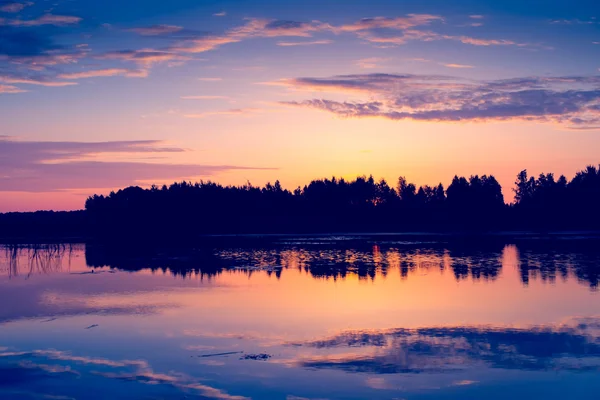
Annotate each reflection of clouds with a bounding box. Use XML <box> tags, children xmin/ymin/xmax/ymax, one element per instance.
<box><xmin>0</xmin><ymin>349</ymin><xmax>147</xmax><ymax>368</ymax></box>
<box><xmin>0</xmin><ymin>283</ymin><xmax>173</xmax><ymax>325</ymax></box>
<box><xmin>451</xmin><ymin>379</ymin><xmax>477</xmax><ymax>386</ymax></box>
<box><xmin>286</xmin><ymin>318</ymin><xmax>600</xmax><ymax>374</ymax></box>
<box><xmin>182</xmin><ymin>330</ymin><xmax>285</xmax><ymax>348</ymax></box>
<box><xmin>0</xmin><ymin>349</ymin><xmax>247</xmax><ymax>399</ymax></box>
<box><xmin>365</xmin><ymin>377</ymin><xmax>399</xmax><ymax>390</ymax></box>
<box><xmin>18</xmin><ymin>360</ymin><xmax>80</xmax><ymax>376</ymax></box>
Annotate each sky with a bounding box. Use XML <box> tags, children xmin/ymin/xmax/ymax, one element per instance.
<box><xmin>0</xmin><ymin>0</ymin><xmax>599</xmax><ymax>211</ymax></box>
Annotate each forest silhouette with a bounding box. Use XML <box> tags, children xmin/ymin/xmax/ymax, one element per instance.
<box><xmin>1</xmin><ymin>164</ymin><xmax>599</xmax><ymax>239</ymax></box>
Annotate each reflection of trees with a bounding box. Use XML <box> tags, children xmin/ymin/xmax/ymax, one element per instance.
<box><xmin>216</xmin><ymin>241</ymin><xmax>505</xmax><ymax>282</ymax></box>
<box><xmin>514</xmin><ymin>239</ymin><xmax>600</xmax><ymax>289</ymax></box>
<box><xmin>1</xmin><ymin>244</ymin><xmax>78</xmax><ymax>278</ymax></box>
<box><xmin>85</xmin><ymin>245</ymin><xmax>225</xmax><ymax>279</ymax></box>
<box><xmin>289</xmin><ymin>318</ymin><xmax>600</xmax><ymax>373</ymax></box>
<box><xmin>2</xmin><ymin>237</ymin><xmax>600</xmax><ymax>289</ymax></box>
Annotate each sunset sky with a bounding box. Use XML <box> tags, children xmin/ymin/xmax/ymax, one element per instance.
<box><xmin>1</xmin><ymin>0</ymin><xmax>599</xmax><ymax>211</ymax></box>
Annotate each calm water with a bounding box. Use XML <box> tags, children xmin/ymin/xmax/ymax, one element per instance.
<box><xmin>1</xmin><ymin>235</ymin><xmax>600</xmax><ymax>399</ymax></box>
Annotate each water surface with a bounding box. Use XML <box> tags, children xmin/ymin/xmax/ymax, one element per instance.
<box><xmin>1</xmin><ymin>235</ymin><xmax>599</xmax><ymax>399</ymax></box>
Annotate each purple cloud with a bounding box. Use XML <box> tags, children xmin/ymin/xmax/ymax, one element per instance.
<box><xmin>0</xmin><ymin>138</ymin><xmax>274</xmax><ymax>192</ymax></box>
<box><xmin>0</xmin><ymin>83</ymin><xmax>24</xmax><ymax>93</ymax></box>
<box><xmin>1</xmin><ymin>14</ymin><xmax>81</xmax><ymax>27</ymax></box>
<box><xmin>128</xmin><ymin>24</ymin><xmax>183</xmax><ymax>36</ymax></box>
<box><xmin>0</xmin><ymin>1</ymin><xmax>33</xmax><ymax>13</ymax></box>
<box><xmin>58</xmin><ymin>68</ymin><xmax>148</xmax><ymax>79</ymax></box>
<box><xmin>278</xmin><ymin>73</ymin><xmax>600</xmax><ymax>128</ymax></box>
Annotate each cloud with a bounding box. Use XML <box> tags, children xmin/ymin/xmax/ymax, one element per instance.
<box><xmin>3</xmin><ymin>14</ymin><xmax>81</xmax><ymax>27</ymax></box>
<box><xmin>166</xmin><ymin>15</ymin><xmax>453</xmax><ymax>55</ymax></box>
<box><xmin>469</xmin><ymin>15</ymin><xmax>485</xmax><ymax>19</ymax></box>
<box><xmin>276</xmin><ymin>39</ymin><xmax>332</xmax><ymax>46</ymax></box>
<box><xmin>335</xmin><ymin>14</ymin><xmax>443</xmax><ymax>33</ymax></box>
<box><xmin>0</xmin><ymin>12</ymin><xmax>545</xmax><ymax>95</ymax></box>
<box><xmin>0</xmin><ymin>83</ymin><xmax>24</xmax><ymax>93</ymax></box>
<box><xmin>441</xmin><ymin>63</ymin><xmax>474</xmax><ymax>68</ymax></box>
<box><xmin>96</xmin><ymin>49</ymin><xmax>188</xmax><ymax>66</ymax></box>
<box><xmin>168</xmin><ymin>35</ymin><xmax>242</xmax><ymax>54</ymax></box>
<box><xmin>198</xmin><ymin>77</ymin><xmax>222</xmax><ymax>81</ymax></box>
<box><xmin>233</xmin><ymin>18</ymin><xmax>332</xmax><ymax>38</ymax></box>
<box><xmin>184</xmin><ymin>108</ymin><xmax>261</xmax><ymax>118</ymax></box>
<box><xmin>58</xmin><ymin>68</ymin><xmax>148</xmax><ymax>79</ymax></box>
<box><xmin>454</xmin><ymin>36</ymin><xmax>522</xmax><ymax>46</ymax></box>
<box><xmin>356</xmin><ymin>57</ymin><xmax>389</xmax><ymax>69</ymax></box>
<box><xmin>0</xmin><ymin>24</ymin><xmax>87</xmax><ymax>76</ymax></box>
<box><xmin>213</xmin><ymin>11</ymin><xmax>226</xmax><ymax>17</ymax></box>
<box><xmin>0</xmin><ymin>74</ymin><xmax>76</xmax><ymax>86</ymax></box>
<box><xmin>166</xmin><ymin>18</ymin><xmax>331</xmax><ymax>54</ymax></box>
<box><xmin>550</xmin><ymin>19</ymin><xmax>596</xmax><ymax>25</ymax></box>
<box><xmin>129</xmin><ymin>24</ymin><xmax>183</xmax><ymax>36</ymax></box>
<box><xmin>0</xmin><ymin>1</ymin><xmax>33</xmax><ymax>13</ymax></box>
<box><xmin>6</xmin><ymin>52</ymin><xmax>86</xmax><ymax>67</ymax></box>
<box><xmin>180</xmin><ymin>95</ymin><xmax>228</xmax><ymax>100</ymax></box>
<box><xmin>278</xmin><ymin>73</ymin><xmax>600</xmax><ymax>128</ymax></box>
<box><xmin>452</xmin><ymin>380</ymin><xmax>478</xmax><ymax>386</ymax></box>
<box><xmin>0</xmin><ymin>137</ymin><xmax>272</xmax><ymax>191</ymax></box>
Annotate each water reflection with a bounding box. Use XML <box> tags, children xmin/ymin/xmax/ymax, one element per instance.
<box><xmin>1</xmin><ymin>236</ymin><xmax>597</xmax><ymax>289</ymax></box>
<box><xmin>288</xmin><ymin>317</ymin><xmax>600</xmax><ymax>373</ymax></box>
<box><xmin>0</xmin><ymin>235</ymin><xmax>599</xmax><ymax>399</ymax></box>
<box><xmin>1</xmin><ymin>244</ymin><xmax>80</xmax><ymax>279</ymax></box>
<box><xmin>0</xmin><ymin>349</ymin><xmax>247</xmax><ymax>400</ymax></box>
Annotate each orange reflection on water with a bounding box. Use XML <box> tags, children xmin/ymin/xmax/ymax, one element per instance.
<box><xmin>0</xmin><ymin>243</ymin><xmax>598</xmax><ymax>342</ymax></box>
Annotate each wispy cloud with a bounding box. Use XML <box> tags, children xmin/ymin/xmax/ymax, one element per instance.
<box><xmin>0</xmin><ymin>83</ymin><xmax>24</xmax><ymax>93</ymax></box>
<box><xmin>335</xmin><ymin>14</ymin><xmax>443</xmax><ymax>33</ymax></box>
<box><xmin>184</xmin><ymin>108</ymin><xmax>261</xmax><ymax>118</ymax></box>
<box><xmin>0</xmin><ymin>137</ymin><xmax>271</xmax><ymax>191</ymax></box>
<box><xmin>58</xmin><ymin>68</ymin><xmax>148</xmax><ymax>79</ymax></box>
<box><xmin>198</xmin><ymin>77</ymin><xmax>222</xmax><ymax>81</ymax></box>
<box><xmin>181</xmin><ymin>95</ymin><xmax>229</xmax><ymax>100</ymax></box>
<box><xmin>0</xmin><ymin>74</ymin><xmax>76</xmax><ymax>86</ymax></box>
<box><xmin>356</xmin><ymin>57</ymin><xmax>389</xmax><ymax>69</ymax></box>
<box><xmin>279</xmin><ymin>73</ymin><xmax>600</xmax><ymax>128</ymax></box>
<box><xmin>213</xmin><ymin>11</ymin><xmax>226</xmax><ymax>17</ymax></box>
<box><xmin>0</xmin><ymin>11</ymin><xmax>551</xmax><ymax>94</ymax></box>
<box><xmin>96</xmin><ymin>49</ymin><xmax>188</xmax><ymax>66</ymax></box>
<box><xmin>129</xmin><ymin>24</ymin><xmax>183</xmax><ymax>36</ymax></box>
<box><xmin>549</xmin><ymin>18</ymin><xmax>596</xmax><ymax>25</ymax></box>
<box><xmin>2</xmin><ymin>14</ymin><xmax>81</xmax><ymax>27</ymax></box>
<box><xmin>276</xmin><ymin>39</ymin><xmax>332</xmax><ymax>46</ymax></box>
<box><xmin>469</xmin><ymin>15</ymin><xmax>485</xmax><ymax>19</ymax></box>
<box><xmin>454</xmin><ymin>36</ymin><xmax>523</xmax><ymax>46</ymax></box>
<box><xmin>0</xmin><ymin>1</ymin><xmax>33</xmax><ymax>13</ymax></box>
<box><xmin>164</xmin><ymin>13</ymin><xmax>524</xmax><ymax>58</ymax></box>
<box><xmin>441</xmin><ymin>63</ymin><xmax>474</xmax><ymax>68</ymax></box>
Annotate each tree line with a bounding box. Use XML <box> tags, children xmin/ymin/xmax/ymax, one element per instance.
<box><xmin>79</xmin><ymin>164</ymin><xmax>600</xmax><ymax>239</ymax></box>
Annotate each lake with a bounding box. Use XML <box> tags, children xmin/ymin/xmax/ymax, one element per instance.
<box><xmin>1</xmin><ymin>234</ymin><xmax>599</xmax><ymax>399</ymax></box>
